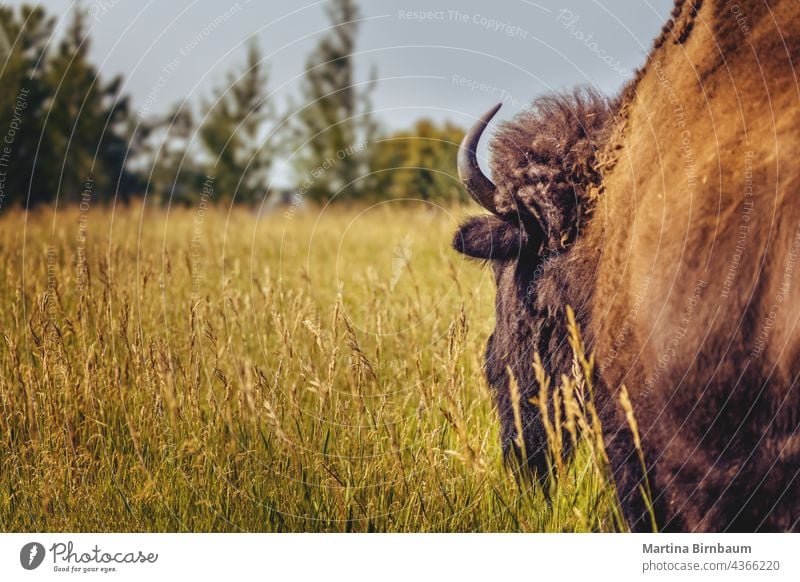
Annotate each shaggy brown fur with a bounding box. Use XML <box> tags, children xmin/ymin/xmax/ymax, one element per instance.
<box><xmin>454</xmin><ymin>0</ymin><xmax>799</xmax><ymax>532</ymax></box>
<box><xmin>589</xmin><ymin>0</ymin><xmax>800</xmax><ymax>532</ymax></box>
<box><xmin>488</xmin><ymin>88</ymin><xmax>615</xmax><ymax>251</ymax></box>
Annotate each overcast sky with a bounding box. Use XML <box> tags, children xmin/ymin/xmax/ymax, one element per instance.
<box><xmin>6</xmin><ymin>0</ymin><xmax>674</xmax><ymax>184</ymax></box>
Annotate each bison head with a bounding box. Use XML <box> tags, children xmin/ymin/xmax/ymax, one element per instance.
<box><xmin>452</xmin><ymin>89</ymin><xmax>614</xmax><ymax>480</ymax></box>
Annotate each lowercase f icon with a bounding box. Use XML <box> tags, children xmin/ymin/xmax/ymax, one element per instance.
<box><xmin>20</xmin><ymin>542</ymin><xmax>46</xmax><ymax>570</ymax></box>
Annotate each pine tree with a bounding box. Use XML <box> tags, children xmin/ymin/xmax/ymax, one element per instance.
<box><xmin>199</xmin><ymin>40</ymin><xmax>273</xmax><ymax>204</ymax></box>
<box><xmin>289</xmin><ymin>0</ymin><xmax>376</xmax><ymax>203</ymax></box>
<box><xmin>0</xmin><ymin>5</ymin><xmax>136</xmax><ymax>208</ymax></box>
<box><xmin>39</xmin><ymin>6</ymin><xmax>135</xmax><ymax>205</ymax></box>
<box><xmin>0</xmin><ymin>5</ymin><xmax>55</xmax><ymax>208</ymax></box>
<box><xmin>138</xmin><ymin>105</ymin><xmax>201</xmax><ymax>205</ymax></box>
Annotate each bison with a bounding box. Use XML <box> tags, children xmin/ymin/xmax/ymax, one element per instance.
<box><xmin>453</xmin><ymin>0</ymin><xmax>799</xmax><ymax>532</ymax></box>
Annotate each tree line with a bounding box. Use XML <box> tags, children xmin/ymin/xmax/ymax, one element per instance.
<box><xmin>0</xmin><ymin>1</ymin><xmax>469</xmax><ymax>210</ymax></box>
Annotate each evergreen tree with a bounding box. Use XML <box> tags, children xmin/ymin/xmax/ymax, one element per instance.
<box><xmin>0</xmin><ymin>5</ymin><xmax>136</xmax><ymax>208</ymax></box>
<box><xmin>139</xmin><ymin>105</ymin><xmax>201</xmax><ymax>205</ymax></box>
<box><xmin>0</xmin><ymin>5</ymin><xmax>54</xmax><ymax>208</ymax></box>
<box><xmin>39</xmin><ymin>6</ymin><xmax>135</xmax><ymax>205</ymax></box>
<box><xmin>289</xmin><ymin>0</ymin><xmax>376</xmax><ymax>203</ymax></box>
<box><xmin>199</xmin><ymin>40</ymin><xmax>273</xmax><ymax>204</ymax></box>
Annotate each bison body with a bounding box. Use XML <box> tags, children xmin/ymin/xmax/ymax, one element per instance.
<box><xmin>454</xmin><ymin>0</ymin><xmax>799</xmax><ymax>531</ymax></box>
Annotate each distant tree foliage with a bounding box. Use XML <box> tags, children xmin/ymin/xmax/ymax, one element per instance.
<box><xmin>138</xmin><ymin>105</ymin><xmax>202</xmax><ymax>205</ymax></box>
<box><xmin>288</xmin><ymin>0</ymin><xmax>377</xmax><ymax>203</ymax></box>
<box><xmin>0</xmin><ymin>5</ymin><xmax>53</xmax><ymax>209</ymax></box>
<box><xmin>0</xmin><ymin>2</ymin><xmax>470</xmax><ymax>210</ymax></box>
<box><xmin>370</xmin><ymin>120</ymin><xmax>467</xmax><ymax>203</ymax></box>
<box><xmin>0</xmin><ymin>5</ymin><xmax>135</xmax><ymax>208</ymax></box>
<box><xmin>199</xmin><ymin>40</ymin><xmax>274</xmax><ymax>204</ymax></box>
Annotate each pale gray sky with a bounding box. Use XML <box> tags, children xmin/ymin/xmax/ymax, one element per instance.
<box><xmin>5</xmin><ymin>0</ymin><xmax>674</xmax><ymax>183</ymax></box>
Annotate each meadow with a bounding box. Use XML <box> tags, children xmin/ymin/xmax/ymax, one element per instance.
<box><xmin>0</xmin><ymin>202</ymin><xmax>627</xmax><ymax>532</ymax></box>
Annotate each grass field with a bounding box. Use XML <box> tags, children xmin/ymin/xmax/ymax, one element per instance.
<box><xmin>0</xmin><ymin>202</ymin><xmax>626</xmax><ymax>532</ymax></box>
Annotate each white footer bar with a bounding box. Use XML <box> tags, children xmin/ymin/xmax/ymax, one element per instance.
<box><xmin>1</xmin><ymin>533</ymin><xmax>797</xmax><ymax>581</ymax></box>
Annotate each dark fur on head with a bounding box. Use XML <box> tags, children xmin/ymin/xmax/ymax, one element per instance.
<box><xmin>452</xmin><ymin>214</ymin><xmax>535</xmax><ymax>261</ymax></box>
<box><xmin>452</xmin><ymin>87</ymin><xmax>616</xmax><ymax>482</ymax></box>
<box><xmin>488</xmin><ymin>87</ymin><xmax>615</xmax><ymax>251</ymax></box>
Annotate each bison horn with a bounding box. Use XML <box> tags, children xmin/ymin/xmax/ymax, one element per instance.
<box><xmin>458</xmin><ymin>103</ymin><xmax>502</xmax><ymax>214</ymax></box>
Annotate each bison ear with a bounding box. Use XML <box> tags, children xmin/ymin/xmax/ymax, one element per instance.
<box><xmin>452</xmin><ymin>215</ymin><xmax>530</xmax><ymax>260</ymax></box>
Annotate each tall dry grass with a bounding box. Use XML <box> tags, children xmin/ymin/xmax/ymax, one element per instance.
<box><xmin>0</xmin><ymin>202</ymin><xmax>633</xmax><ymax>532</ymax></box>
